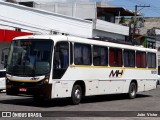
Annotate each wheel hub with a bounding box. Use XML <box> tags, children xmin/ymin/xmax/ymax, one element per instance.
<box><xmin>75</xmin><ymin>89</ymin><xmax>80</xmax><ymax>99</ymax></box>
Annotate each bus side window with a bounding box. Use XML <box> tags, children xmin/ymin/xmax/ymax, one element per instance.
<box><xmin>74</xmin><ymin>43</ymin><xmax>91</xmax><ymax>65</ymax></box>
<box><xmin>70</xmin><ymin>42</ymin><xmax>73</xmax><ymax>64</ymax></box>
<box><xmin>93</xmin><ymin>46</ymin><xmax>108</xmax><ymax>66</ymax></box>
<box><xmin>54</xmin><ymin>42</ymin><xmax>69</xmax><ymax>69</ymax></box>
<box><xmin>109</xmin><ymin>48</ymin><xmax>122</xmax><ymax>67</ymax></box>
<box><xmin>147</xmin><ymin>53</ymin><xmax>156</xmax><ymax>68</ymax></box>
<box><xmin>136</xmin><ymin>51</ymin><xmax>146</xmax><ymax>68</ymax></box>
<box><xmin>124</xmin><ymin>50</ymin><xmax>135</xmax><ymax>67</ymax></box>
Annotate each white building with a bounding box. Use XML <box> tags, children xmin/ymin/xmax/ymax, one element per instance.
<box><xmin>19</xmin><ymin>1</ymin><xmax>136</xmax><ymax>41</ymax></box>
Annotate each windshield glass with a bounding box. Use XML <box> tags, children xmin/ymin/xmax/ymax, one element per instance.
<box><xmin>7</xmin><ymin>39</ymin><xmax>53</xmax><ymax>76</ymax></box>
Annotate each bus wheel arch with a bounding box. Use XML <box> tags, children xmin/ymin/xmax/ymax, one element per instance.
<box><xmin>71</xmin><ymin>80</ymin><xmax>86</xmax><ymax>105</ymax></box>
<box><xmin>128</xmin><ymin>80</ymin><xmax>138</xmax><ymax>99</ymax></box>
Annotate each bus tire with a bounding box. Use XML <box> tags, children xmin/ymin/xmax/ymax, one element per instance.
<box><xmin>157</xmin><ymin>80</ymin><xmax>159</xmax><ymax>87</ymax></box>
<box><xmin>71</xmin><ymin>84</ymin><xmax>82</xmax><ymax>105</ymax></box>
<box><xmin>128</xmin><ymin>82</ymin><xmax>137</xmax><ymax>99</ymax></box>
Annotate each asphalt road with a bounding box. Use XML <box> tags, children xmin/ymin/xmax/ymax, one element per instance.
<box><xmin>0</xmin><ymin>86</ymin><xmax>160</xmax><ymax>120</ymax></box>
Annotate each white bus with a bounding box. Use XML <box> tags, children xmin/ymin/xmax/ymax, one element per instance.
<box><xmin>5</xmin><ymin>35</ymin><xmax>157</xmax><ymax>104</ymax></box>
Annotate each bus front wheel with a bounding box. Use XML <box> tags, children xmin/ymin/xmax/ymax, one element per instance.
<box><xmin>128</xmin><ymin>82</ymin><xmax>137</xmax><ymax>99</ymax></box>
<box><xmin>71</xmin><ymin>84</ymin><xmax>82</xmax><ymax>105</ymax></box>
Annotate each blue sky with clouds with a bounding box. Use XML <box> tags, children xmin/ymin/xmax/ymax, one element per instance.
<box><xmin>106</xmin><ymin>0</ymin><xmax>160</xmax><ymax>17</ymax></box>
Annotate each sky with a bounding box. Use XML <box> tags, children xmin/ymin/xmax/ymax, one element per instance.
<box><xmin>107</xmin><ymin>0</ymin><xmax>160</xmax><ymax>17</ymax></box>
<box><xmin>1</xmin><ymin>0</ymin><xmax>160</xmax><ymax>17</ymax></box>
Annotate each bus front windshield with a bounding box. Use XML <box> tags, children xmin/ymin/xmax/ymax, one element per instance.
<box><xmin>7</xmin><ymin>39</ymin><xmax>53</xmax><ymax>77</ymax></box>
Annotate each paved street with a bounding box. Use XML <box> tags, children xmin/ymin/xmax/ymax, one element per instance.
<box><xmin>0</xmin><ymin>86</ymin><xmax>160</xmax><ymax>120</ymax></box>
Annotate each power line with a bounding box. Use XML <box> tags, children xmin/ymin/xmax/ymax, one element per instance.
<box><xmin>126</xmin><ymin>0</ymin><xmax>160</xmax><ymax>12</ymax></box>
<box><xmin>132</xmin><ymin>5</ymin><xmax>150</xmax><ymax>42</ymax></box>
<box><xmin>109</xmin><ymin>0</ymin><xmax>160</xmax><ymax>17</ymax></box>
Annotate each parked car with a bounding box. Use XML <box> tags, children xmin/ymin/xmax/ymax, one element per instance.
<box><xmin>0</xmin><ymin>69</ymin><xmax>6</xmax><ymax>92</ymax></box>
<box><xmin>157</xmin><ymin>66</ymin><xmax>160</xmax><ymax>86</ymax></box>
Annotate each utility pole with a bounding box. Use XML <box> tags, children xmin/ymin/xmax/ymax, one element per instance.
<box><xmin>132</xmin><ymin>5</ymin><xmax>150</xmax><ymax>44</ymax></box>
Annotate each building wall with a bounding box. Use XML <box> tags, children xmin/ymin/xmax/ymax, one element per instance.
<box><xmin>139</xmin><ymin>17</ymin><xmax>160</xmax><ymax>35</ymax></box>
<box><xmin>0</xmin><ymin>1</ymin><xmax>93</xmax><ymax>38</ymax></box>
<box><xmin>140</xmin><ymin>18</ymin><xmax>160</xmax><ymax>66</ymax></box>
<box><xmin>96</xmin><ymin>19</ymin><xmax>129</xmax><ymax>36</ymax></box>
<box><xmin>34</xmin><ymin>2</ymin><xmax>128</xmax><ymax>41</ymax></box>
<box><xmin>156</xmin><ymin>36</ymin><xmax>160</xmax><ymax>66</ymax></box>
<box><xmin>35</xmin><ymin>2</ymin><xmax>97</xmax><ymax>20</ymax></box>
<box><xmin>93</xmin><ymin>29</ymin><xmax>125</xmax><ymax>40</ymax></box>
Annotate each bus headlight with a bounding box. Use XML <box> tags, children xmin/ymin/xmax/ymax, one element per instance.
<box><xmin>44</xmin><ymin>78</ymin><xmax>49</xmax><ymax>84</ymax></box>
<box><xmin>37</xmin><ymin>78</ymin><xmax>49</xmax><ymax>85</ymax></box>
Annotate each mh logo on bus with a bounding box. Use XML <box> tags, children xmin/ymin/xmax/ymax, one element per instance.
<box><xmin>109</xmin><ymin>70</ymin><xmax>124</xmax><ymax>78</ymax></box>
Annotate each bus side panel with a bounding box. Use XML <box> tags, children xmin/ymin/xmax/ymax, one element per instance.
<box><xmin>51</xmin><ymin>80</ymin><xmax>74</xmax><ymax>98</ymax></box>
<box><xmin>98</xmin><ymin>81</ymin><xmax>107</xmax><ymax>94</ymax></box>
<box><xmin>52</xmin><ymin>82</ymin><xmax>62</xmax><ymax>98</ymax></box>
<box><xmin>137</xmin><ymin>79</ymin><xmax>145</xmax><ymax>92</ymax></box>
<box><xmin>144</xmin><ymin>79</ymin><xmax>157</xmax><ymax>91</ymax></box>
<box><xmin>121</xmin><ymin>80</ymin><xmax>130</xmax><ymax>93</ymax></box>
<box><xmin>122</xmin><ymin>69</ymin><xmax>157</xmax><ymax>92</ymax></box>
<box><xmin>85</xmin><ymin>80</ymin><xmax>99</xmax><ymax>96</ymax></box>
<box><xmin>98</xmin><ymin>80</ymin><xmax>125</xmax><ymax>94</ymax></box>
<box><xmin>108</xmin><ymin>80</ymin><xmax>124</xmax><ymax>94</ymax></box>
<box><xmin>51</xmin><ymin>67</ymin><xmax>157</xmax><ymax>98</ymax></box>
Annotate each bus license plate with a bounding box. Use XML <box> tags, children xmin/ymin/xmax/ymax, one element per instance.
<box><xmin>19</xmin><ymin>88</ymin><xmax>27</xmax><ymax>92</ymax></box>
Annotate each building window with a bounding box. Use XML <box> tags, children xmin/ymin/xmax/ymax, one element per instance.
<box><xmin>147</xmin><ymin>41</ymin><xmax>156</xmax><ymax>49</ymax></box>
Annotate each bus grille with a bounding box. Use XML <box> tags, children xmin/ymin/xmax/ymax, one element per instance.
<box><xmin>9</xmin><ymin>81</ymin><xmax>37</xmax><ymax>87</ymax></box>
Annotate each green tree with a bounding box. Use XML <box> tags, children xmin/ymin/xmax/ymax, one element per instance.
<box><xmin>119</xmin><ymin>16</ymin><xmax>126</xmax><ymax>24</ymax></box>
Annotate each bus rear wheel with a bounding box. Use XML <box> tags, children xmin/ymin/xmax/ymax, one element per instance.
<box><xmin>128</xmin><ymin>82</ymin><xmax>137</xmax><ymax>99</ymax></box>
<box><xmin>71</xmin><ymin>84</ymin><xmax>82</xmax><ymax>105</ymax></box>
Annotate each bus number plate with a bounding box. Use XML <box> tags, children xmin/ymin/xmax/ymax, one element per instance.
<box><xmin>19</xmin><ymin>88</ymin><xmax>27</xmax><ymax>92</ymax></box>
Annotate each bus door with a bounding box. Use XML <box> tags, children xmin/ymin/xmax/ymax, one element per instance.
<box><xmin>53</xmin><ymin>42</ymin><xmax>69</xmax><ymax>79</ymax></box>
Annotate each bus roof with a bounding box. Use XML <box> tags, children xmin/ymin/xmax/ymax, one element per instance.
<box><xmin>14</xmin><ymin>35</ymin><xmax>157</xmax><ymax>53</ymax></box>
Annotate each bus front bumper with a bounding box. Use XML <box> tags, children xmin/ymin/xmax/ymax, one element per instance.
<box><xmin>6</xmin><ymin>83</ymin><xmax>52</xmax><ymax>99</ymax></box>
